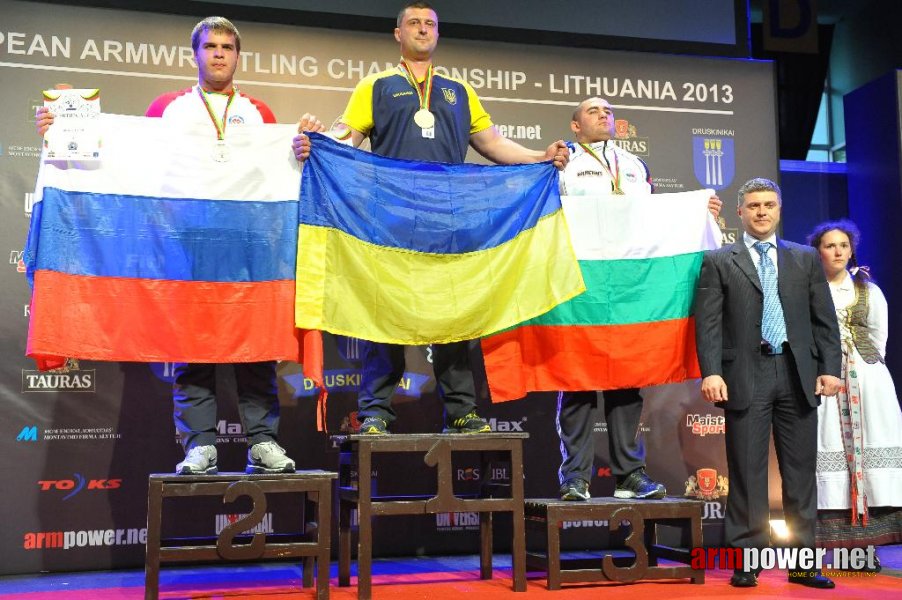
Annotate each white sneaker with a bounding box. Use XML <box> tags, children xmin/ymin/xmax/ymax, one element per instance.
<box><xmin>246</xmin><ymin>441</ymin><xmax>296</xmax><ymax>474</ymax></box>
<box><xmin>176</xmin><ymin>445</ymin><xmax>218</xmax><ymax>475</ymax></box>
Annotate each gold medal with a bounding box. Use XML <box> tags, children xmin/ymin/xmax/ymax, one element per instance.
<box><xmin>198</xmin><ymin>85</ymin><xmax>236</xmax><ymax>162</ymax></box>
<box><xmin>413</xmin><ymin>109</ymin><xmax>435</xmax><ymax>129</ymax></box>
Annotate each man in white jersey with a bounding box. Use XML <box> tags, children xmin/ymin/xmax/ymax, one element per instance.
<box><xmin>37</xmin><ymin>16</ymin><xmax>322</xmax><ymax>475</ymax></box>
<box><xmin>556</xmin><ymin>96</ymin><xmax>722</xmax><ymax>502</ymax></box>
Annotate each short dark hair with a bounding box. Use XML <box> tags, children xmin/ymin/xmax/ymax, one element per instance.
<box><xmin>191</xmin><ymin>16</ymin><xmax>241</xmax><ymax>54</ymax></box>
<box><xmin>397</xmin><ymin>2</ymin><xmax>436</xmax><ymax>28</ymax></box>
<box><xmin>737</xmin><ymin>177</ymin><xmax>781</xmax><ymax>206</ymax></box>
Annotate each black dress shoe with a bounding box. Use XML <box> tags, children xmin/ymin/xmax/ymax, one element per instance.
<box><xmin>730</xmin><ymin>569</ymin><xmax>758</xmax><ymax>587</ymax></box>
<box><xmin>788</xmin><ymin>570</ymin><xmax>836</xmax><ymax>589</ymax></box>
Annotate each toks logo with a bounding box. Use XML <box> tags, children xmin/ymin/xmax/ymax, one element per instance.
<box><xmin>38</xmin><ymin>474</ymin><xmax>122</xmax><ymax>500</ymax></box>
<box><xmin>685</xmin><ymin>467</ymin><xmax>729</xmax><ymax>501</ymax></box>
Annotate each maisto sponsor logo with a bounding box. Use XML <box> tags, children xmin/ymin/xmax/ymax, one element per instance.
<box><xmin>23</xmin><ymin>528</ymin><xmax>147</xmax><ymax>550</ymax></box>
<box><xmin>22</xmin><ymin>370</ymin><xmax>96</xmax><ymax>392</ymax></box>
<box><xmin>9</xmin><ymin>250</ymin><xmax>25</xmax><ymax>273</ymax></box>
<box><xmin>690</xmin><ymin>545</ymin><xmax>879</xmax><ymax>572</ymax></box>
<box><xmin>38</xmin><ymin>475</ymin><xmax>122</xmax><ymax>500</ymax></box>
<box><xmin>686</xmin><ymin>414</ymin><xmax>725</xmax><ymax>436</ymax></box>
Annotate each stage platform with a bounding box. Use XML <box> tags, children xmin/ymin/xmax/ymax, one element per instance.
<box><xmin>1</xmin><ymin>546</ymin><xmax>900</xmax><ymax>599</ymax></box>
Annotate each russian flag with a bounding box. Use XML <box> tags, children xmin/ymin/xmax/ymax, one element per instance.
<box><xmin>25</xmin><ymin>113</ymin><xmax>321</xmax><ymax>379</ymax></box>
<box><xmin>482</xmin><ymin>189</ymin><xmax>722</xmax><ymax>402</ymax></box>
<box><xmin>295</xmin><ymin>133</ymin><xmax>586</xmax><ymax>345</ymax></box>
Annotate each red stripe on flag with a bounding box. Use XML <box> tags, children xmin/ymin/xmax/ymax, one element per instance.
<box><xmin>27</xmin><ymin>270</ymin><xmax>309</xmax><ymax>364</ymax></box>
<box><xmin>482</xmin><ymin>318</ymin><xmax>700</xmax><ymax>402</ymax></box>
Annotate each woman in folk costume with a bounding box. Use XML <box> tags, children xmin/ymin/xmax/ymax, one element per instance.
<box><xmin>808</xmin><ymin>220</ymin><xmax>902</xmax><ymax>565</ymax></box>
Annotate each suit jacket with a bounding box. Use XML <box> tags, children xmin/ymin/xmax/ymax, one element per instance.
<box><xmin>694</xmin><ymin>238</ymin><xmax>841</xmax><ymax>411</ymax></box>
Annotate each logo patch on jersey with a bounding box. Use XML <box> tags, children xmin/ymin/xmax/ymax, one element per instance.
<box><xmin>228</xmin><ymin>115</ymin><xmax>245</xmax><ymax>125</ymax></box>
<box><xmin>441</xmin><ymin>88</ymin><xmax>457</xmax><ymax>105</ymax></box>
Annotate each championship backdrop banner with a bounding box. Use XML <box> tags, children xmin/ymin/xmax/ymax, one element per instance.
<box><xmin>0</xmin><ymin>0</ymin><xmax>777</xmax><ymax>574</ymax></box>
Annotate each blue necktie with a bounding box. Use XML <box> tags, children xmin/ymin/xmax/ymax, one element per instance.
<box><xmin>753</xmin><ymin>241</ymin><xmax>787</xmax><ymax>348</ymax></box>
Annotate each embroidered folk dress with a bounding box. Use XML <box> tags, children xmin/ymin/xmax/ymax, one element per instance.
<box><xmin>816</xmin><ymin>273</ymin><xmax>902</xmax><ymax>514</ymax></box>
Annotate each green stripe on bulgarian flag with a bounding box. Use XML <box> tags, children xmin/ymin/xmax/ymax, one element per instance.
<box><xmin>522</xmin><ymin>251</ymin><xmax>704</xmax><ymax>327</ymax></box>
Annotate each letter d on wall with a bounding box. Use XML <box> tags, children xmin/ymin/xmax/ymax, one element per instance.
<box><xmin>764</xmin><ymin>0</ymin><xmax>819</xmax><ymax>53</ymax></box>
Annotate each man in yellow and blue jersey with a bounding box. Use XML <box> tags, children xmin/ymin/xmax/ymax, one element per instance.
<box><xmin>294</xmin><ymin>1</ymin><xmax>569</xmax><ymax>435</ymax></box>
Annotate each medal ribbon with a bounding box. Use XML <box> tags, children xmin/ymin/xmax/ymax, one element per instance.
<box><xmin>580</xmin><ymin>142</ymin><xmax>622</xmax><ymax>194</ymax></box>
<box><xmin>836</xmin><ymin>305</ymin><xmax>868</xmax><ymax>526</ymax></box>
<box><xmin>399</xmin><ymin>60</ymin><xmax>434</xmax><ymax>112</ymax></box>
<box><xmin>197</xmin><ymin>85</ymin><xmax>237</xmax><ymax>140</ymax></box>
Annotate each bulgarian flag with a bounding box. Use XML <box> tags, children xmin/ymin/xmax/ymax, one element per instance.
<box><xmin>481</xmin><ymin>190</ymin><xmax>721</xmax><ymax>402</ymax></box>
<box><xmin>24</xmin><ymin>113</ymin><xmax>322</xmax><ymax>389</ymax></box>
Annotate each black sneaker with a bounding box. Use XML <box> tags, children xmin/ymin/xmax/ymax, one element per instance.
<box><xmin>614</xmin><ymin>468</ymin><xmax>666</xmax><ymax>499</ymax></box>
<box><xmin>359</xmin><ymin>416</ymin><xmax>388</xmax><ymax>435</ymax></box>
<box><xmin>443</xmin><ymin>412</ymin><xmax>491</xmax><ymax>434</ymax></box>
<box><xmin>560</xmin><ymin>478</ymin><xmax>590</xmax><ymax>501</ymax></box>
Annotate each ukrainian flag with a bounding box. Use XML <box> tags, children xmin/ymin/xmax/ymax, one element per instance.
<box><xmin>296</xmin><ymin>133</ymin><xmax>585</xmax><ymax>345</ymax></box>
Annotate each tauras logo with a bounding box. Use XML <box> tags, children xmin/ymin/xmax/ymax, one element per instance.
<box><xmin>22</xmin><ymin>370</ymin><xmax>95</xmax><ymax>392</ymax></box>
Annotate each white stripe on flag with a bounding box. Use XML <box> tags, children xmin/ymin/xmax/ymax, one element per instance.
<box><xmin>35</xmin><ymin>113</ymin><xmax>301</xmax><ymax>203</ymax></box>
<box><xmin>562</xmin><ymin>189</ymin><xmax>722</xmax><ymax>260</ymax></box>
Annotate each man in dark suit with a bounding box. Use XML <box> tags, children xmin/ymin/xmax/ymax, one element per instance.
<box><xmin>694</xmin><ymin>177</ymin><xmax>841</xmax><ymax>589</ymax></box>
